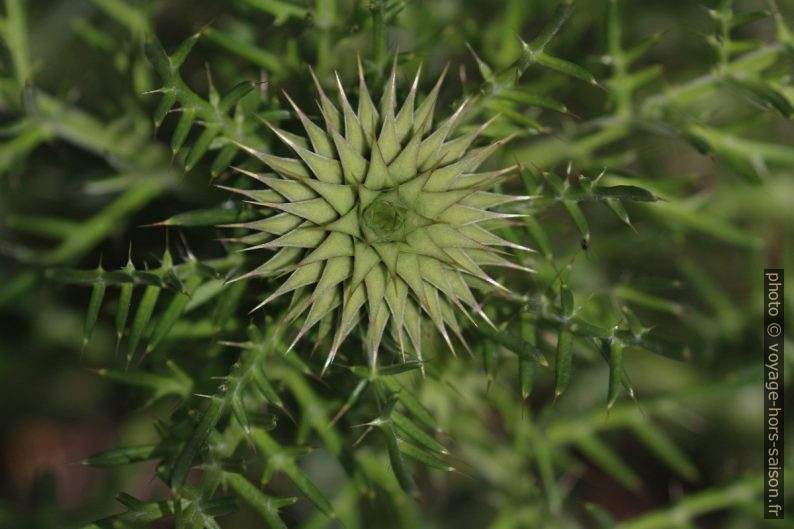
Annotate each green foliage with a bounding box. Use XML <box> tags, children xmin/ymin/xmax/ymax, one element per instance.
<box><xmin>1</xmin><ymin>0</ymin><xmax>792</xmax><ymax>528</ymax></box>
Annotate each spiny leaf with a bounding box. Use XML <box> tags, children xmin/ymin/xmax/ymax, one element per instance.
<box><xmin>381</xmin><ymin>377</ymin><xmax>440</xmax><ymax>433</ymax></box>
<box><xmin>97</xmin><ymin>361</ymin><xmax>192</xmax><ymax>403</ymax></box>
<box><xmin>185</xmin><ymin>124</ymin><xmax>221</xmax><ymax>171</ymax></box>
<box><xmin>147</xmin><ymin>275</ymin><xmax>203</xmax><ymax>353</ymax></box>
<box><xmin>554</xmin><ymin>330</ymin><xmax>573</xmax><ymax>398</ymax></box>
<box><xmin>381</xmin><ymin>423</ymin><xmax>415</xmax><ymax>494</ymax></box>
<box><xmin>592</xmin><ymin>185</ymin><xmax>657</xmax><ymax>201</ymax></box>
<box><xmin>251</xmin><ymin>429</ymin><xmax>336</xmax><ymax>518</ymax></box>
<box><xmin>82</xmin><ymin>263</ymin><xmax>106</xmax><ymax>353</ymax></box>
<box><xmin>148</xmin><ymin>207</ymin><xmax>245</xmax><ymax>227</ymax></box>
<box><xmin>171</xmin><ymin>108</ymin><xmax>196</xmax><ymax>154</ymax></box>
<box><xmin>519</xmin><ymin>357</ymin><xmax>535</xmax><ymax>399</ymax></box>
<box><xmin>473</xmin><ymin>324</ymin><xmax>546</xmax><ymax>365</ymax></box>
<box><xmin>391</xmin><ymin>411</ymin><xmax>447</xmax><ymax>455</ymax></box>
<box><xmin>629</xmin><ymin>419</ymin><xmax>699</xmax><ymax>481</ymax></box>
<box><xmin>203</xmin><ymin>27</ymin><xmax>285</xmax><ymax>75</ymax></box>
<box><xmin>170</xmin><ymin>396</ymin><xmax>226</xmax><ymax>489</ymax></box>
<box><xmin>575</xmin><ymin>435</ymin><xmax>641</xmax><ymax>491</ymax></box>
<box><xmin>607</xmin><ymin>341</ymin><xmax>624</xmax><ymax>410</ymax></box>
<box><xmin>397</xmin><ymin>440</ymin><xmax>454</xmax><ymax>472</ymax></box>
<box><xmin>536</xmin><ymin>52</ymin><xmax>599</xmax><ymax>86</ymax></box>
<box><xmin>82</xmin><ymin>443</ymin><xmax>176</xmax><ymax>467</ymax></box>
<box><xmin>127</xmin><ymin>283</ymin><xmax>161</xmax><ymax>365</ymax></box>
<box><xmin>225</xmin><ymin>473</ymin><xmax>295</xmax><ymax>529</ymax></box>
<box><xmin>115</xmin><ymin>257</ymin><xmax>135</xmax><ymax>347</ymax></box>
<box><xmin>563</xmin><ymin>200</ymin><xmax>591</xmax><ymax>244</ymax></box>
<box><xmin>496</xmin><ymin>87</ymin><xmax>569</xmax><ymax>113</ymax></box>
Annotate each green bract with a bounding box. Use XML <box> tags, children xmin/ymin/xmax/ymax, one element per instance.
<box><xmin>228</xmin><ymin>62</ymin><xmax>532</xmax><ymax>370</ymax></box>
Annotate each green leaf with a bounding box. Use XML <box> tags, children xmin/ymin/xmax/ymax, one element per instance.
<box><xmin>496</xmin><ymin>88</ymin><xmax>569</xmax><ymax>113</ymax></box>
<box><xmin>127</xmin><ymin>283</ymin><xmax>161</xmax><ymax>364</ymax></box>
<box><xmin>615</xmin><ymin>330</ymin><xmax>688</xmax><ymax>361</ymax></box>
<box><xmin>554</xmin><ymin>330</ymin><xmax>573</xmax><ymax>397</ymax></box>
<box><xmin>149</xmin><ymin>207</ymin><xmax>244</xmax><ymax>227</ymax></box>
<box><xmin>225</xmin><ymin>473</ymin><xmax>295</xmax><ymax>529</ymax></box>
<box><xmin>536</xmin><ymin>52</ymin><xmax>598</xmax><ymax>85</ymax></box>
<box><xmin>567</xmin><ymin>317</ymin><xmax>613</xmax><ymax>339</ymax></box>
<box><xmin>607</xmin><ymin>341</ymin><xmax>624</xmax><ymax>410</ymax></box>
<box><xmin>82</xmin><ymin>494</ymin><xmax>175</xmax><ymax>527</ymax></box>
<box><xmin>625</xmin><ymin>32</ymin><xmax>662</xmax><ymax>64</ymax></box>
<box><xmin>230</xmin><ymin>393</ymin><xmax>250</xmax><ymax>434</ymax></box>
<box><xmin>466</xmin><ymin>42</ymin><xmax>495</xmax><ymax>83</ymax></box>
<box><xmin>331</xmin><ymin>378</ymin><xmax>368</xmax><ymax>425</ymax></box>
<box><xmin>621</xmin><ymin>305</ymin><xmax>645</xmax><ymax>338</ymax></box>
<box><xmin>88</xmin><ymin>0</ymin><xmax>150</xmax><ymax>35</ymax></box>
<box><xmin>519</xmin><ymin>357</ymin><xmax>534</xmax><ymax>399</ymax></box>
<box><xmin>83</xmin><ymin>264</ymin><xmax>106</xmax><ymax>352</ymax></box>
<box><xmin>185</xmin><ymin>124</ymin><xmax>221</xmax><ymax>171</ymax></box>
<box><xmin>615</xmin><ymin>285</ymin><xmax>683</xmax><ymax>316</ymax></box>
<box><xmin>252</xmin><ymin>366</ymin><xmax>285</xmax><ymax>411</ymax></box>
<box><xmin>144</xmin><ymin>34</ymin><xmax>175</xmax><ymax>81</ymax></box>
<box><xmin>0</xmin><ymin>124</ymin><xmax>52</xmax><ymax>177</ymax></box>
<box><xmin>480</xmin><ymin>340</ymin><xmax>496</xmax><ymax>383</ymax></box>
<box><xmin>528</xmin><ymin>3</ymin><xmax>573</xmax><ymax>51</ymax></box>
<box><xmin>213</xmin><ymin>279</ymin><xmax>247</xmax><ymax>333</ymax></box>
<box><xmin>473</xmin><ymin>323</ymin><xmax>546</xmax><ymax>364</ymax></box>
<box><xmin>211</xmin><ymin>143</ymin><xmax>239</xmax><ymax>178</ymax></box>
<box><xmin>203</xmin><ymin>27</ymin><xmax>286</xmax><ymax>75</ymax></box>
<box><xmin>523</xmin><ymin>215</ymin><xmax>553</xmax><ymax>260</ymax></box>
<box><xmin>397</xmin><ymin>440</ymin><xmax>454</xmax><ymax>472</ymax></box>
<box><xmin>593</xmin><ymin>185</ymin><xmax>657</xmax><ymax>201</ymax></box>
<box><xmin>171</xmin><ymin>107</ymin><xmax>196</xmax><ymax>154</ymax></box>
<box><xmin>630</xmin><ymin>419</ymin><xmax>699</xmax><ymax>481</ymax></box>
<box><xmin>381</xmin><ymin>377</ymin><xmax>440</xmax><ymax>432</ymax></box>
<box><xmin>170</xmin><ymin>32</ymin><xmax>201</xmax><ymax>69</ymax></box>
<box><xmin>560</xmin><ymin>284</ymin><xmax>574</xmax><ymax>317</ymax></box>
<box><xmin>5</xmin><ymin>213</ymin><xmax>78</xmax><ymax>239</ymax></box>
<box><xmin>46</xmin><ymin>267</ymin><xmax>162</xmax><ymax>287</ymax></box>
<box><xmin>369</xmin><ymin>360</ymin><xmax>425</xmax><ymax>378</ymax></box>
<box><xmin>251</xmin><ymin>429</ymin><xmax>335</xmax><ymax>518</ymax></box>
<box><xmin>391</xmin><ymin>411</ymin><xmax>447</xmax><ymax>455</ymax></box>
<box><xmin>575</xmin><ymin>435</ymin><xmax>641</xmax><ymax>491</ymax></box>
<box><xmin>170</xmin><ymin>396</ymin><xmax>226</xmax><ymax>489</ymax></box>
<box><xmin>563</xmin><ymin>200</ymin><xmax>591</xmax><ymax>244</ymax></box>
<box><xmin>46</xmin><ymin>182</ymin><xmax>164</xmax><ymax>265</ymax></box>
<box><xmin>729</xmin><ymin>9</ymin><xmax>771</xmax><ymax>28</ymax></box>
<box><xmin>240</xmin><ymin>0</ymin><xmax>309</xmax><ymax>24</ymax></box>
<box><xmin>82</xmin><ymin>443</ymin><xmax>175</xmax><ymax>467</ymax></box>
<box><xmin>381</xmin><ymin>423</ymin><xmax>415</xmax><ymax>494</ymax></box>
<box><xmin>649</xmin><ymin>199</ymin><xmax>760</xmax><ymax>249</ymax></box>
<box><xmin>219</xmin><ymin>81</ymin><xmax>256</xmax><ymax>113</ymax></box>
<box><xmin>605</xmin><ymin>198</ymin><xmax>632</xmax><ymax>227</ymax></box>
<box><xmin>115</xmin><ymin>257</ymin><xmax>135</xmax><ymax>347</ymax></box>
<box><xmin>585</xmin><ymin>502</ymin><xmax>618</xmax><ymax>528</ymax></box>
<box><xmin>147</xmin><ymin>275</ymin><xmax>203</xmax><ymax>353</ymax></box>
<box><xmin>486</xmin><ymin>100</ymin><xmax>544</xmax><ymax>130</ymax></box>
<box><xmin>97</xmin><ymin>360</ymin><xmax>191</xmax><ymax>403</ymax></box>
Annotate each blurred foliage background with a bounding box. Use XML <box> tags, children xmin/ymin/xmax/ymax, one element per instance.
<box><xmin>0</xmin><ymin>0</ymin><xmax>793</xmax><ymax>528</ymax></box>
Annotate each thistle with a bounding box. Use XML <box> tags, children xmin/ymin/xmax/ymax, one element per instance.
<box><xmin>227</xmin><ymin>61</ymin><xmax>532</xmax><ymax>371</ymax></box>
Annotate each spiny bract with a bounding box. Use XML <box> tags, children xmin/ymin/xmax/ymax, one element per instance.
<box><xmin>226</xmin><ymin>62</ymin><xmax>532</xmax><ymax>371</ymax></box>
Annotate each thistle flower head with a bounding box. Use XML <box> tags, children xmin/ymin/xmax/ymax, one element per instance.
<box><xmin>228</xmin><ymin>61</ymin><xmax>532</xmax><ymax>371</ymax></box>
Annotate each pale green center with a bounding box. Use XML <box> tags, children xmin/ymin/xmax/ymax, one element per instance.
<box><xmin>361</xmin><ymin>196</ymin><xmax>408</xmax><ymax>241</ymax></box>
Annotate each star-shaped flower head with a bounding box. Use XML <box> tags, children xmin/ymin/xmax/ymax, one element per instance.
<box><xmin>226</xmin><ymin>60</ymin><xmax>532</xmax><ymax>372</ymax></box>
